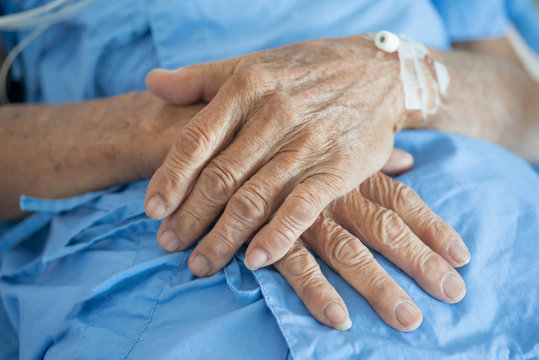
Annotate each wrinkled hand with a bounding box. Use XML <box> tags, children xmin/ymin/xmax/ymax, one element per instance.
<box><xmin>275</xmin><ymin>172</ymin><xmax>470</xmax><ymax>332</ymax></box>
<box><xmin>144</xmin><ymin>36</ymin><xmax>413</xmax><ymax>276</ymax></box>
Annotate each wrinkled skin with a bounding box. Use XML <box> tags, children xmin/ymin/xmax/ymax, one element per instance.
<box><xmin>143</xmin><ymin>36</ymin><xmax>470</xmax><ymax>331</ymax></box>
<box><xmin>276</xmin><ymin>172</ymin><xmax>469</xmax><ymax>331</ymax></box>
<box><xmin>144</xmin><ymin>36</ymin><xmax>411</xmax><ymax>274</ymax></box>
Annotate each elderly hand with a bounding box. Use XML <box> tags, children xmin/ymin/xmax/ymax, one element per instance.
<box><xmin>144</xmin><ymin>35</ymin><xmax>414</xmax><ymax>276</ymax></box>
<box><xmin>275</xmin><ymin>172</ymin><xmax>470</xmax><ymax>332</ymax></box>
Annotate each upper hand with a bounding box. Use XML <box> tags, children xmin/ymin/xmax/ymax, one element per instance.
<box><xmin>144</xmin><ymin>36</ymin><xmax>412</xmax><ymax>276</ymax></box>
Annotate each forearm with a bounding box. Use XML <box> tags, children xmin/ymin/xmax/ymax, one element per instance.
<box><xmin>410</xmin><ymin>48</ymin><xmax>539</xmax><ymax>161</ymax></box>
<box><xmin>0</xmin><ymin>92</ymin><xmax>200</xmax><ymax>220</ymax></box>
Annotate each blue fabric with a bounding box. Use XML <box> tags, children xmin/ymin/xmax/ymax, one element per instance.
<box><xmin>0</xmin><ymin>180</ymin><xmax>289</xmax><ymax>360</ymax></box>
<box><xmin>506</xmin><ymin>0</ymin><xmax>539</xmax><ymax>53</ymax></box>
<box><xmin>2</xmin><ymin>1</ymin><xmax>536</xmax><ymax>104</ymax></box>
<box><xmin>0</xmin><ymin>220</ymin><xmax>19</xmax><ymax>238</ymax></box>
<box><xmin>432</xmin><ymin>0</ymin><xmax>539</xmax><ymax>53</ymax></box>
<box><xmin>431</xmin><ymin>0</ymin><xmax>509</xmax><ymax>41</ymax></box>
<box><xmin>1</xmin><ymin>2</ymin><xmax>538</xmax><ymax>359</ymax></box>
<box><xmin>2</xmin><ymin>0</ymin><xmax>449</xmax><ymax>103</ymax></box>
<box><xmin>1</xmin><ymin>131</ymin><xmax>539</xmax><ymax>359</ymax></box>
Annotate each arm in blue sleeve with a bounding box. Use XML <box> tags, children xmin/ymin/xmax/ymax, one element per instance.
<box><xmin>431</xmin><ymin>0</ymin><xmax>508</xmax><ymax>42</ymax></box>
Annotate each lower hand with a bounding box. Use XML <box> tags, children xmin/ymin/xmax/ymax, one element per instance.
<box><xmin>274</xmin><ymin>172</ymin><xmax>470</xmax><ymax>331</ymax></box>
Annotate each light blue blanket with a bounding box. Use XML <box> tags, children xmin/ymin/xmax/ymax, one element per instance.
<box><xmin>1</xmin><ymin>130</ymin><xmax>538</xmax><ymax>359</ymax></box>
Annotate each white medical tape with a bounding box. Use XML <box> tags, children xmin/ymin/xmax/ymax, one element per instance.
<box><xmin>434</xmin><ymin>60</ymin><xmax>450</xmax><ymax>97</ymax></box>
<box><xmin>371</xmin><ymin>31</ymin><xmax>449</xmax><ymax>120</ymax></box>
<box><xmin>398</xmin><ymin>36</ymin><xmax>447</xmax><ymax>119</ymax></box>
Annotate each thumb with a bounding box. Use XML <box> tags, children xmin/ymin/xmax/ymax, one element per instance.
<box><xmin>146</xmin><ymin>57</ymin><xmax>240</xmax><ymax>105</ymax></box>
<box><xmin>381</xmin><ymin>148</ymin><xmax>414</xmax><ymax>175</ymax></box>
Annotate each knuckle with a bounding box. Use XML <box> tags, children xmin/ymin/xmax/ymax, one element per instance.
<box><xmin>414</xmin><ymin>208</ymin><xmax>439</xmax><ymax>230</ymax></box>
<box><xmin>360</xmin><ymin>173</ymin><xmax>381</xmax><ymax>194</ymax></box>
<box><xmin>424</xmin><ymin>215</ymin><xmax>452</xmax><ymax>238</ymax></box>
<box><xmin>267</xmin><ymin>91</ymin><xmax>294</xmax><ymax>114</ymax></box>
<box><xmin>367</xmin><ymin>270</ymin><xmax>391</xmax><ymax>290</ymax></box>
<box><xmin>238</xmin><ymin>64</ymin><xmax>264</xmax><ymax>80</ymax></box>
<box><xmin>203</xmin><ymin>232</ymin><xmax>237</xmax><ymax>261</ymax></box>
<box><xmin>280</xmin><ymin>245</ymin><xmax>330</xmax><ymax>300</ymax></box>
<box><xmin>393</xmin><ymin>182</ymin><xmax>422</xmax><ymax>212</ymax></box>
<box><xmin>283</xmin><ymin>245</ymin><xmax>318</xmax><ymax>277</ymax></box>
<box><xmin>279</xmin><ymin>144</ymin><xmax>314</xmax><ymax>165</ymax></box>
<box><xmin>365</xmin><ymin>271</ymin><xmax>397</xmax><ymax>303</ymax></box>
<box><xmin>373</xmin><ymin>209</ymin><xmax>408</xmax><ymax>252</ymax></box>
<box><xmin>292</xmin><ymin>138</ymin><xmax>317</xmax><ymax>160</ymax></box>
<box><xmin>286</xmin><ymin>189</ymin><xmax>323</xmax><ymax>225</ymax></box>
<box><xmin>313</xmin><ymin>172</ymin><xmax>348</xmax><ymax>197</ymax></box>
<box><xmin>299</xmin><ymin>275</ymin><xmax>329</xmax><ymax>301</ymax></box>
<box><xmin>159</xmin><ymin>160</ymin><xmax>187</xmax><ymax>188</ymax></box>
<box><xmin>227</xmin><ymin>186</ymin><xmax>270</xmax><ymax>227</ymax></box>
<box><xmin>260</xmin><ymin>92</ymin><xmax>295</xmax><ymax>128</ymax></box>
<box><xmin>233</xmin><ymin>64</ymin><xmax>267</xmax><ymax>91</ymax></box>
<box><xmin>198</xmin><ymin>162</ymin><xmax>238</xmax><ymax>204</ymax></box>
<box><xmin>417</xmin><ymin>211</ymin><xmax>457</xmax><ymax>246</ymax></box>
<box><xmin>276</xmin><ymin>212</ymin><xmax>307</xmax><ymax>242</ymax></box>
<box><xmin>265</xmin><ymin>219</ymin><xmax>305</xmax><ymax>257</ymax></box>
<box><xmin>413</xmin><ymin>249</ymin><xmax>440</xmax><ymax>276</ymax></box>
<box><xmin>177</xmin><ymin>206</ymin><xmax>202</xmax><ymax>231</ymax></box>
<box><xmin>328</xmin><ymin>231</ymin><xmax>376</xmax><ymax>272</ymax></box>
<box><xmin>302</xmin><ymin>212</ymin><xmax>335</xmax><ymax>245</ymax></box>
<box><xmin>178</xmin><ymin>123</ymin><xmax>212</xmax><ymax>160</ymax></box>
<box><xmin>273</xmin><ymin>219</ymin><xmax>299</xmax><ymax>246</ymax></box>
<box><xmin>277</xmin><ymin>153</ymin><xmax>303</xmax><ymax>175</ymax></box>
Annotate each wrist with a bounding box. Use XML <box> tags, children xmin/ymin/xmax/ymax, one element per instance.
<box><xmin>350</xmin><ymin>34</ymin><xmax>423</xmax><ymax>132</ymax></box>
<box><xmin>126</xmin><ymin>91</ymin><xmax>203</xmax><ymax>178</ymax></box>
<box><xmin>363</xmin><ymin>34</ymin><xmax>447</xmax><ymax>131</ymax></box>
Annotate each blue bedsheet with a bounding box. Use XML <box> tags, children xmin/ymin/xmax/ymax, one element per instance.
<box><xmin>1</xmin><ymin>130</ymin><xmax>538</xmax><ymax>359</ymax></box>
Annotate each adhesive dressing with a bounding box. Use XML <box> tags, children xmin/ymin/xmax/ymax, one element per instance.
<box><xmin>373</xmin><ymin>31</ymin><xmax>450</xmax><ymax>119</ymax></box>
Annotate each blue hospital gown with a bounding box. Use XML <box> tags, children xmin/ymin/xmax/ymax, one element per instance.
<box><xmin>1</xmin><ymin>1</ymin><xmax>538</xmax><ymax>359</ymax></box>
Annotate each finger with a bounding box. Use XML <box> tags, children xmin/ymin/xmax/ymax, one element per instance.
<box><xmin>144</xmin><ymin>72</ymin><xmax>253</xmax><ymax>220</ymax></box>
<box><xmin>187</xmin><ymin>151</ymin><xmax>312</xmax><ymax>276</ymax></box>
<box><xmin>303</xmin><ymin>215</ymin><xmax>422</xmax><ymax>331</ymax></box>
<box><xmin>245</xmin><ymin>173</ymin><xmax>346</xmax><ymax>270</ymax></box>
<box><xmin>333</xmin><ymin>193</ymin><xmax>466</xmax><ymax>303</ymax></box>
<box><xmin>157</xmin><ymin>100</ymin><xmax>291</xmax><ymax>252</ymax></box>
<box><xmin>381</xmin><ymin>148</ymin><xmax>414</xmax><ymax>175</ymax></box>
<box><xmin>273</xmin><ymin>241</ymin><xmax>352</xmax><ymax>331</ymax></box>
<box><xmin>360</xmin><ymin>173</ymin><xmax>471</xmax><ymax>267</ymax></box>
<box><xmin>145</xmin><ymin>57</ymin><xmax>241</xmax><ymax>105</ymax></box>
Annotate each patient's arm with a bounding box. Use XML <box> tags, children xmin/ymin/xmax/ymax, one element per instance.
<box><xmin>0</xmin><ymin>90</ymin><xmax>412</xmax><ymax>222</ymax></box>
<box><xmin>0</xmin><ymin>89</ymin><xmax>463</xmax><ymax>332</ymax></box>
<box><xmin>425</xmin><ymin>39</ymin><xmax>539</xmax><ymax>161</ymax></box>
<box><xmin>0</xmin><ymin>92</ymin><xmax>203</xmax><ymax>220</ymax></box>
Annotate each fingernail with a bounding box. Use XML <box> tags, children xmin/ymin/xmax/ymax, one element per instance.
<box><xmin>244</xmin><ymin>248</ymin><xmax>268</xmax><ymax>270</ymax></box>
<box><xmin>441</xmin><ymin>273</ymin><xmax>465</xmax><ymax>300</ymax></box>
<box><xmin>189</xmin><ymin>254</ymin><xmax>210</xmax><ymax>277</ymax></box>
<box><xmin>151</xmin><ymin>68</ymin><xmax>171</xmax><ymax>74</ymax></box>
<box><xmin>146</xmin><ymin>195</ymin><xmax>167</xmax><ymax>219</ymax></box>
<box><xmin>448</xmin><ymin>238</ymin><xmax>471</xmax><ymax>266</ymax></box>
<box><xmin>159</xmin><ymin>230</ymin><xmax>180</xmax><ymax>252</ymax></box>
<box><xmin>324</xmin><ymin>302</ymin><xmax>352</xmax><ymax>331</ymax></box>
<box><xmin>395</xmin><ymin>301</ymin><xmax>421</xmax><ymax>330</ymax></box>
<box><xmin>400</xmin><ymin>151</ymin><xmax>414</xmax><ymax>167</ymax></box>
